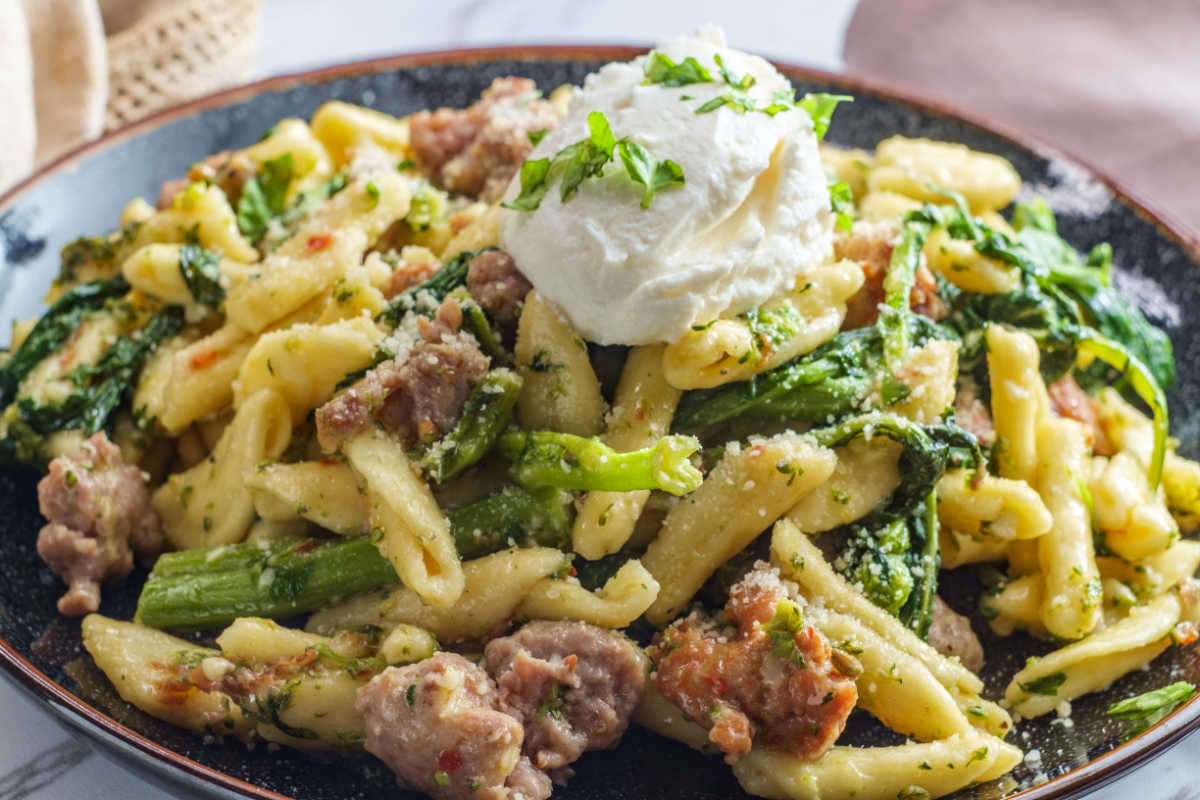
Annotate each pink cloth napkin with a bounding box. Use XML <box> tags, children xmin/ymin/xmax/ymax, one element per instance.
<box><xmin>843</xmin><ymin>0</ymin><xmax>1200</xmax><ymax>241</ymax></box>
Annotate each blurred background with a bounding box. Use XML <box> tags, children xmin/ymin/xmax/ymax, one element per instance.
<box><xmin>2</xmin><ymin>0</ymin><xmax>1197</xmax><ymax>238</ymax></box>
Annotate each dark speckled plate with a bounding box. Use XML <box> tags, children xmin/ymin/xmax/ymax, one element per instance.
<box><xmin>2</xmin><ymin>46</ymin><xmax>1200</xmax><ymax>800</ymax></box>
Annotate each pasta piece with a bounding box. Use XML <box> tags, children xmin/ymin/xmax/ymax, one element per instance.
<box><xmin>1096</xmin><ymin>386</ymin><xmax>1155</xmax><ymax>465</ymax></box>
<box><xmin>891</xmin><ymin>339</ymin><xmax>960</xmax><ymax>424</ymax></box>
<box><xmin>1163</xmin><ymin>451</ymin><xmax>1200</xmax><ymax>533</ymax></box>
<box><xmin>225</xmin><ymin>170</ymin><xmax>410</xmax><ymax>333</ymax></box>
<box><xmin>819</xmin><ymin>144</ymin><xmax>873</xmax><ymax>199</ymax></box>
<box><xmin>732</xmin><ymin>730</ymin><xmax>1022</xmax><ymax>800</ymax></box>
<box><xmin>573</xmin><ymin>344</ymin><xmax>682</xmax><ymax>560</ymax></box>
<box><xmin>120</xmin><ymin>196</ymin><xmax>155</xmax><ymax>226</ymax></box>
<box><xmin>130</xmin><ymin>328</ymin><xmax>196</xmax><ymax>428</ymax></box>
<box><xmin>343</xmin><ymin>431</ymin><xmax>464</xmax><ymax>610</ymax></box>
<box><xmin>159</xmin><ymin>324</ymin><xmax>254</xmax><ymax>434</ymax></box>
<box><xmin>514</xmin><ymin>290</ymin><xmax>607</xmax><ymax>436</ymax></box>
<box><xmin>662</xmin><ymin>260</ymin><xmax>864</xmax><ymax>390</ymax></box>
<box><xmin>306</xmin><ymin>547</ymin><xmax>570</xmax><ymax>642</ymax></box>
<box><xmin>440</xmin><ymin>204</ymin><xmax>500</xmax><ymax>260</ymax></box>
<box><xmin>234</xmin><ymin>317</ymin><xmax>384</xmax><ymax>424</ymax></box>
<box><xmin>982</xmin><ymin>574</ymin><xmax>1047</xmax><ymax>637</ymax></box>
<box><xmin>310</xmin><ymin>101</ymin><xmax>411</xmax><ymax>166</ymax></box>
<box><xmin>81</xmin><ymin>614</ymin><xmax>248</xmax><ymax>737</ymax></box>
<box><xmin>1035</xmin><ymin>417</ymin><xmax>1102</xmax><ymax>640</ymax></box>
<box><xmin>1006</xmin><ymin>539</ymin><xmax>1041</xmax><ymax>577</ymax></box>
<box><xmin>858</xmin><ymin>190</ymin><xmax>923</xmax><ymax>223</ymax></box>
<box><xmin>248</xmin><ymin>459</ymin><xmax>367</xmax><ymax>536</ymax></box>
<box><xmin>633</xmin><ymin>685</ymin><xmax>721</xmax><ymax>755</ymax></box>
<box><xmin>121</xmin><ymin>243</ymin><xmax>230</xmax><ymax>308</ymax></box>
<box><xmin>939</xmin><ymin>528</ymin><xmax>1008</xmax><ymax>569</ymax></box>
<box><xmin>1090</xmin><ymin>452</ymin><xmax>1178</xmax><ymax>561</ymax></box>
<box><xmin>642</xmin><ymin>434</ymin><xmax>836</xmax><ymax>625</ymax></box>
<box><xmin>771</xmin><ymin>520</ymin><xmax>984</xmax><ymax>697</ymax></box>
<box><xmin>785</xmin><ymin>438</ymin><xmax>902</xmax><ymax>534</ymax></box>
<box><xmin>935</xmin><ymin>468</ymin><xmax>1052</xmax><ymax>540</ymax></box>
<box><xmin>153</xmin><ymin>388</ymin><xmax>293</xmax><ymax>549</ymax></box>
<box><xmin>868</xmin><ymin>136</ymin><xmax>1021</xmax><ymax>214</ymax></box>
<box><xmin>241</xmin><ymin>118</ymin><xmax>334</xmax><ymax>193</ymax></box>
<box><xmin>215</xmin><ymin>618</ymin><xmax>371</xmax><ymax>752</ymax></box>
<box><xmin>1097</xmin><ymin>539</ymin><xmax>1200</xmax><ymax>598</ymax></box>
<box><xmin>1005</xmin><ymin>592</ymin><xmax>1181</xmax><ymax>718</ymax></box>
<box><xmin>519</xmin><ymin>559</ymin><xmax>660</xmax><ymax>628</ymax></box>
<box><xmin>138</xmin><ymin>183</ymin><xmax>258</xmax><ymax>263</ymax></box>
<box><xmin>923</xmin><ymin>229</ymin><xmax>1020</xmax><ymax>294</ymax></box>
<box><xmin>986</xmin><ymin>325</ymin><xmax>1049</xmax><ymax>484</ymax></box>
<box><xmin>379</xmin><ymin>624</ymin><xmax>439</xmax><ymax>665</ymax></box>
<box><xmin>806</xmin><ymin>605</ymin><xmax>973</xmax><ymax>742</ymax></box>
<box><xmin>314</xmin><ymin>266</ymin><xmax>388</xmax><ymax>324</ymax></box>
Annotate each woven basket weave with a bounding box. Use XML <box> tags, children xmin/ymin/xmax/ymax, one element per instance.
<box><xmin>105</xmin><ymin>0</ymin><xmax>263</xmax><ymax>130</ymax></box>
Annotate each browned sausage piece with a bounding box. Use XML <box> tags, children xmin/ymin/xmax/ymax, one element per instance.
<box><xmin>356</xmin><ymin>653</ymin><xmax>551</xmax><ymax>800</ymax></box>
<box><xmin>36</xmin><ymin>432</ymin><xmax>162</xmax><ymax>616</ymax></box>
<box><xmin>409</xmin><ymin>77</ymin><xmax>564</xmax><ymax>202</ymax></box>
<box><xmin>927</xmin><ymin>596</ymin><xmax>985</xmax><ymax>673</ymax></box>
<box><xmin>466</xmin><ymin>249</ymin><xmax>532</xmax><ymax>325</ymax></box>
<box><xmin>835</xmin><ymin>221</ymin><xmax>945</xmax><ymax>329</ymax></box>
<box><xmin>649</xmin><ymin>564</ymin><xmax>858</xmax><ymax>765</ymax></box>
<box><xmin>484</xmin><ymin>620</ymin><xmax>645</xmax><ymax>775</ymax></box>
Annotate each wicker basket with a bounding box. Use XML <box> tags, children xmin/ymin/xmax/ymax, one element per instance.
<box><xmin>105</xmin><ymin>0</ymin><xmax>263</xmax><ymax>130</ymax></box>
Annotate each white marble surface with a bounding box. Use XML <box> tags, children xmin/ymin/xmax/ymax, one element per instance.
<box><xmin>1</xmin><ymin>1</ymin><xmax>1198</xmax><ymax>798</ymax></box>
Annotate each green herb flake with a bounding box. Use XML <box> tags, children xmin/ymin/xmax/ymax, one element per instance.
<box><xmin>828</xmin><ymin>179</ymin><xmax>854</xmax><ymax>231</ymax></box>
<box><xmin>761</xmin><ymin>598</ymin><xmax>807</xmax><ymax>668</ymax></box>
<box><xmin>527</xmin><ymin>128</ymin><xmax>548</xmax><ymax>146</ymax></box>
<box><xmin>365</xmin><ymin>181</ymin><xmax>381</xmax><ymax>207</ymax></box>
<box><xmin>1019</xmin><ymin>672</ymin><xmax>1068</xmax><ymax>696</ymax></box>
<box><xmin>501</xmin><ymin>157</ymin><xmax>552</xmax><ymax>212</ymax></box>
<box><xmin>406</xmin><ymin>683</ymin><xmax>417</xmax><ymax>706</ymax></box>
<box><xmin>396</xmin><ymin>157</ymin><xmax>415</xmax><ymax>171</ymax></box>
<box><xmin>434</xmin><ymin>770</ymin><xmax>450</xmax><ymax>787</ymax></box>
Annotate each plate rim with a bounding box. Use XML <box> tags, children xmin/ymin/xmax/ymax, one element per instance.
<box><xmin>1</xmin><ymin>43</ymin><xmax>1198</xmax><ymax>800</ymax></box>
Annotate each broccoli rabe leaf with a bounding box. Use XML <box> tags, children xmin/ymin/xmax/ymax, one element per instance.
<box><xmin>177</xmin><ymin>244</ymin><xmax>225</xmax><ymax>308</ymax></box>
<box><xmin>0</xmin><ymin>277</ymin><xmax>128</xmax><ymax>407</ymax></box>
<box><xmin>375</xmin><ymin>247</ymin><xmax>492</xmax><ymax>326</ymax></box>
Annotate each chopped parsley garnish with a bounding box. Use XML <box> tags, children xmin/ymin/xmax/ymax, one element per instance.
<box><xmin>527</xmin><ymin>128</ymin><xmax>548</xmax><ymax>146</ymax></box>
<box><xmin>502</xmin><ymin>110</ymin><xmax>684</xmax><ymax>212</ymax></box>
<box><xmin>396</xmin><ymin>157</ymin><xmax>415</xmax><ymax>171</ymax></box>
<box><xmin>365</xmin><ymin>181</ymin><xmax>381</xmax><ymax>207</ymax></box>
<box><xmin>1107</xmin><ymin>681</ymin><xmax>1195</xmax><ymax>741</ymax></box>
<box><xmin>433</xmin><ymin>770</ymin><xmax>450</xmax><ymax>787</ymax></box>
<box><xmin>406</xmin><ymin>683</ymin><xmax>417</xmax><ymax>706</ymax></box>
<box><xmin>643</xmin><ymin>51</ymin><xmax>714</xmax><ymax>86</ymax></box>
<box><xmin>828</xmin><ymin>179</ymin><xmax>854</xmax><ymax>231</ymax></box>
<box><xmin>178</xmin><ymin>243</ymin><xmax>225</xmax><ymax>308</ymax></box>
<box><xmin>797</xmin><ymin>93</ymin><xmax>852</xmax><ymax>139</ymax></box>
<box><xmin>714</xmin><ymin>53</ymin><xmax>754</xmax><ymax>91</ymax></box>
<box><xmin>1019</xmin><ymin>672</ymin><xmax>1068</xmax><ymax>696</ymax></box>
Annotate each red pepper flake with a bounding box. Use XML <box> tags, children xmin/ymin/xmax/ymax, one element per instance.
<box><xmin>635</xmin><ymin>408</ymin><xmax>646</xmax><ymax>421</ymax></box>
<box><xmin>569</xmin><ymin>566</ymin><xmax>578</xmax><ymax>577</ymax></box>
<box><xmin>437</xmin><ymin>748</ymin><xmax>463</xmax><ymax>773</ymax></box>
<box><xmin>318</xmin><ymin>457</ymin><xmax>340</xmax><ymax>466</ymax></box>
<box><xmin>306</xmin><ymin>233</ymin><xmax>333</xmax><ymax>252</ymax></box>
<box><xmin>704</xmin><ymin>675</ymin><xmax>728</xmax><ymax>695</ymax></box>
<box><xmin>294</xmin><ymin>539</ymin><xmax>318</xmax><ymax>554</ymax></box>
<box><xmin>190</xmin><ymin>349</ymin><xmax>221</xmax><ymax>369</ymax></box>
<box><xmin>749</xmin><ymin>444</ymin><xmax>765</xmax><ymax>457</ymax></box>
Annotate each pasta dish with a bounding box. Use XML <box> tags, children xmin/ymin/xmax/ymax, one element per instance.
<box><xmin>3</xmin><ymin>28</ymin><xmax>1198</xmax><ymax>800</ymax></box>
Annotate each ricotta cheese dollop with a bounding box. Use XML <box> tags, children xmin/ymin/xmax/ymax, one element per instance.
<box><xmin>497</xmin><ymin>27</ymin><xmax>834</xmax><ymax>345</ymax></box>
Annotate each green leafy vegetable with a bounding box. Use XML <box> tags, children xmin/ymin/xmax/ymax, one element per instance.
<box><xmin>417</xmin><ymin>369</ymin><xmax>522</xmax><ymax>484</ymax></box>
<box><xmin>643</xmin><ymin>51</ymin><xmax>714</xmax><ymax>86</ymax></box>
<box><xmin>447</xmin><ymin>486</ymin><xmax>575</xmax><ymax>560</ymax></box>
<box><xmin>558</xmin><ymin>111</ymin><xmax>617</xmax><ymax>201</ymax></box>
<box><xmin>1107</xmin><ymin>681</ymin><xmax>1196</xmax><ymax>740</ymax></box>
<box><xmin>236</xmin><ymin>153</ymin><xmax>294</xmax><ymax>243</ymax></box>
<box><xmin>501</xmin><ymin>157</ymin><xmax>552</xmax><ymax>212</ymax></box>
<box><xmin>527</xmin><ymin>128</ymin><xmax>548</xmax><ymax>146</ymax></box>
<box><xmin>762</xmin><ymin>598</ymin><xmax>807</xmax><ymax>667</ymax></box>
<box><xmin>713</xmin><ymin>53</ymin><xmax>754</xmax><ymax>91</ymax></box>
<box><xmin>177</xmin><ymin>244</ymin><xmax>225</xmax><ymax>308</ymax></box>
<box><xmin>498</xmin><ymin>430</ymin><xmax>703</xmax><ymax>495</ymax></box>
<box><xmin>0</xmin><ymin>277</ymin><xmax>128</xmax><ymax>407</ymax></box>
<box><xmin>376</xmin><ymin>247</ymin><xmax>491</xmax><ymax>326</ymax></box>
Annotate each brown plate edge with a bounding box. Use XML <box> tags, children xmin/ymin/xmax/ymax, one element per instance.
<box><xmin>0</xmin><ymin>43</ymin><xmax>1197</xmax><ymax>800</ymax></box>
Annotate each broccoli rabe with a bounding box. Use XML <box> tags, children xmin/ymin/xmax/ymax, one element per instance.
<box><xmin>376</xmin><ymin>247</ymin><xmax>495</xmax><ymax>326</ymax></box>
<box><xmin>417</xmin><ymin>368</ymin><xmax>522</xmax><ymax>484</ymax></box>
<box><xmin>498</xmin><ymin>430</ymin><xmax>703</xmax><ymax>495</ymax></box>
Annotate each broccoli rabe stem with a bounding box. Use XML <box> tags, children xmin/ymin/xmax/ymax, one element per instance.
<box><xmin>418</xmin><ymin>368</ymin><xmax>522</xmax><ymax>484</ymax></box>
<box><xmin>498</xmin><ymin>430</ymin><xmax>703</xmax><ymax>495</ymax></box>
<box><xmin>878</xmin><ymin>218</ymin><xmax>932</xmax><ymax>396</ymax></box>
<box><xmin>136</xmin><ymin>537</ymin><xmax>400</xmax><ymax>630</ymax></box>
<box><xmin>137</xmin><ymin>485</ymin><xmax>577</xmax><ymax>629</ymax></box>
<box><xmin>1077</xmin><ymin>331</ymin><xmax>1168</xmax><ymax>488</ymax></box>
<box><xmin>448</xmin><ymin>486</ymin><xmax>574</xmax><ymax>559</ymax></box>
